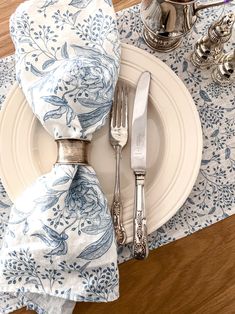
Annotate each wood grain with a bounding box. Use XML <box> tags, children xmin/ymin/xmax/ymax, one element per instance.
<box><xmin>77</xmin><ymin>215</ymin><xmax>235</xmax><ymax>314</ymax></box>
<box><xmin>11</xmin><ymin>214</ymin><xmax>235</xmax><ymax>314</ymax></box>
<box><xmin>1</xmin><ymin>1</ymin><xmax>235</xmax><ymax>314</ymax></box>
<box><xmin>0</xmin><ymin>0</ymin><xmax>24</xmax><ymax>57</ymax></box>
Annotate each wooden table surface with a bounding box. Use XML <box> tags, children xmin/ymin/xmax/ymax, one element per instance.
<box><xmin>1</xmin><ymin>1</ymin><xmax>235</xmax><ymax>314</ymax></box>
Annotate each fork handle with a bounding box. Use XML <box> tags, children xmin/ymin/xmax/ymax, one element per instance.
<box><xmin>111</xmin><ymin>145</ymin><xmax>127</xmax><ymax>246</ymax></box>
<box><xmin>133</xmin><ymin>172</ymin><xmax>149</xmax><ymax>260</ymax></box>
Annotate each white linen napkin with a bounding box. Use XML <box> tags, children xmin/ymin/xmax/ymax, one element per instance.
<box><xmin>0</xmin><ymin>0</ymin><xmax>120</xmax><ymax>313</ymax></box>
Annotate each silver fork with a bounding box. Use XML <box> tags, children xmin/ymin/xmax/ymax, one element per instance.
<box><xmin>110</xmin><ymin>82</ymin><xmax>128</xmax><ymax>246</ymax></box>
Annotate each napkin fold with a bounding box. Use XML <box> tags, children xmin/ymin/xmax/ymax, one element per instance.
<box><xmin>0</xmin><ymin>0</ymin><xmax>120</xmax><ymax>312</ymax></box>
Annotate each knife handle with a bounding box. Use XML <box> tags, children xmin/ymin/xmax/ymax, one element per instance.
<box><xmin>133</xmin><ymin>172</ymin><xmax>149</xmax><ymax>260</ymax></box>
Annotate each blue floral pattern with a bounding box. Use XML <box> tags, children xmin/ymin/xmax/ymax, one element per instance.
<box><xmin>2</xmin><ymin>247</ymin><xmax>118</xmax><ymax>301</ymax></box>
<box><xmin>0</xmin><ymin>0</ymin><xmax>120</xmax><ymax>312</ymax></box>
<box><xmin>10</xmin><ymin>1</ymin><xmax>120</xmax><ymax>140</ymax></box>
<box><xmin>0</xmin><ymin>2</ymin><xmax>235</xmax><ymax>313</ymax></box>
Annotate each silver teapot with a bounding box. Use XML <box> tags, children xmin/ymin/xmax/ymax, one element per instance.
<box><xmin>140</xmin><ymin>0</ymin><xmax>233</xmax><ymax>52</ymax></box>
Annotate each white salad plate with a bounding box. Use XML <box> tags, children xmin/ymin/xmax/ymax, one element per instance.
<box><xmin>0</xmin><ymin>43</ymin><xmax>202</xmax><ymax>242</ymax></box>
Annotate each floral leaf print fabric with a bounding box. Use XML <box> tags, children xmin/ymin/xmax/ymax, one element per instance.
<box><xmin>0</xmin><ymin>0</ymin><xmax>120</xmax><ymax>311</ymax></box>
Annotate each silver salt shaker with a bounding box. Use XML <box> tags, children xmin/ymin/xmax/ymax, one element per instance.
<box><xmin>212</xmin><ymin>49</ymin><xmax>235</xmax><ymax>85</ymax></box>
<box><xmin>191</xmin><ymin>13</ymin><xmax>235</xmax><ymax>69</ymax></box>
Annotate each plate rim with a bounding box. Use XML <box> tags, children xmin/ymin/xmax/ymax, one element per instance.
<box><xmin>0</xmin><ymin>43</ymin><xmax>202</xmax><ymax>242</ymax></box>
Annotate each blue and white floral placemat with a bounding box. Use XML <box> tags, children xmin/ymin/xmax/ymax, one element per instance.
<box><xmin>0</xmin><ymin>3</ymin><xmax>235</xmax><ymax>270</ymax></box>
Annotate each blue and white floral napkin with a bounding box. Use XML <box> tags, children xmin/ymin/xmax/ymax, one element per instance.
<box><xmin>0</xmin><ymin>0</ymin><xmax>120</xmax><ymax>313</ymax></box>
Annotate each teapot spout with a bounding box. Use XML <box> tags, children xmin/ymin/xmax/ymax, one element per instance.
<box><xmin>194</xmin><ymin>0</ymin><xmax>233</xmax><ymax>15</ymax></box>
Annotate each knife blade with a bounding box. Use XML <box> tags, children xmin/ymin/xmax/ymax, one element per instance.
<box><xmin>131</xmin><ymin>71</ymin><xmax>151</xmax><ymax>260</ymax></box>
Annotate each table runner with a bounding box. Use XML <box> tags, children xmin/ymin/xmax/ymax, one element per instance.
<box><xmin>0</xmin><ymin>3</ymin><xmax>234</xmax><ymax>312</ymax></box>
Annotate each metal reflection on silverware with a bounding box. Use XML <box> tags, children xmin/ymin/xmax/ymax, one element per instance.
<box><xmin>109</xmin><ymin>82</ymin><xmax>129</xmax><ymax>246</ymax></box>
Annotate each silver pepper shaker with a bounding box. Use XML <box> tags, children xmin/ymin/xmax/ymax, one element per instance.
<box><xmin>191</xmin><ymin>13</ymin><xmax>235</xmax><ymax>69</ymax></box>
<box><xmin>212</xmin><ymin>49</ymin><xmax>235</xmax><ymax>85</ymax></box>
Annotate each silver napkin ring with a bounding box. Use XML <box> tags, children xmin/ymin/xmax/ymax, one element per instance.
<box><xmin>55</xmin><ymin>139</ymin><xmax>89</xmax><ymax>165</ymax></box>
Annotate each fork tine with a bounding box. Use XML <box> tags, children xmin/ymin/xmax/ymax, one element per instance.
<box><xmin>120</xmin><ymin>84</ymin><xmax>124</xmax><ymax>128</ymax></box>
<box><xmin>110</xmin><ymin>103</ymin><xmax>115</xmax><ymax>128</ymax></box>
<box><xmin>112</xmin><ymin>83</ymin><xmax>128</xmax><ymax>128</ymax></box>
<box><xmin>111</xmin><ymin>86</ymin><xmax>118</xmax><ymax>127</ymax></box>
<box><xmin>115</xmin><ymin>85</ymin><xmax>121</xmax><ymax>128</ymax></box>
<box><xmin>124</xmin><ymin>85</ymin><xmax>128</xmax><ymax>128</ymax></box>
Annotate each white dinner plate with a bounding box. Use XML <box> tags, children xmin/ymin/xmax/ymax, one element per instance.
<box><xmin>0</xmin><ymin>43</ymin><xmax>202</xmax><ymax>242</ymax></box>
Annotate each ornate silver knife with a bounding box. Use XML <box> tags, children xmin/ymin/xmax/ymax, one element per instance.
<box><xmin>131</xmin><ymin>71</ymin><xmax>151</xmax><ymax>260</ymax></box>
